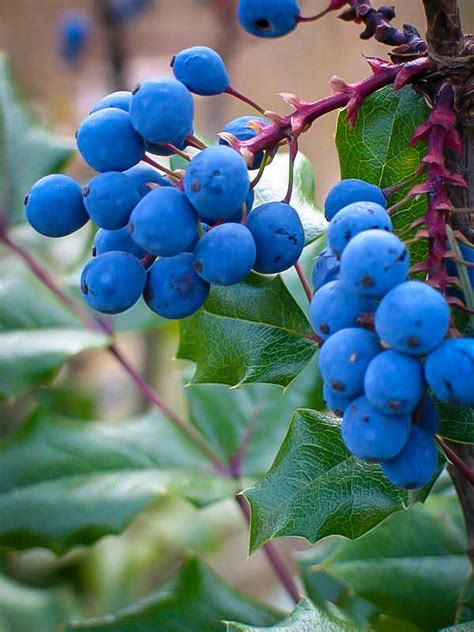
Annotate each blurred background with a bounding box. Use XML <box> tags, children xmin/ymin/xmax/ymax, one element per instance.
<box><xmin>0</xmin><ymin>0</ymin><xmax>472</xmax><ymax>628</ymax></box>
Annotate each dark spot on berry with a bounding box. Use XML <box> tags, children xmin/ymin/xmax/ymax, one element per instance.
<box><xmin>194</xmin><ymin>261</ymin><xmax>203</xmax><ymax>274</ymax></box>
<box><xmin>415</xmin><ymin>319</ymin><xmax>422</xmax><ymax>326</ymax></box>
<box><xmin>361</xmin><ymin>275</ymin><xmax>374</xmax><ymax>288</ymax></box>
<box><xmin>332</xmin><ymin>381</ymin><xmax>345</xmax><ymax>392</ymax></box>
<box><xmin>213</xmin><ymin>169</ymin><xmax>221</xmax><ymax>177</ymax></box>
<box><xmin>170</xmin><ymin>56</ymin><xmax>176</xmax><ymax>68</ymax></box>
<box><xmin>397</xmin><ymin>248</ymin><xmax>408</xmax><ymax>262</ymax></box>
<box><xmin>92</xmin><ymin>246</ymin><xmax>97</xmax><ymax>257</ymax></box>
<box><xmin>320</xmin><ymin>323</ymin><xmax>330</xmax><ymax>335</ymax></box>
<box><xmin>81</xmin><ymin>280</ymin><xmax>89</xmax><ymax>295</ymax></box>
<box><xmin>274</xmin><ymin>255</ymin><xmax>281</xmax><ymax>263</ymax></box>
<box><xmin>406</xmin><ymin>336</ymin><xmax>420</xmax><ymax>348</ymax></box>
<box><xmin>24</xmin><ymin>195</ymin><xmax>29</xmax><ymax>206</ymax></box>
<box><xmin>82</xmin><ymin>186</ymin><xmax>90</xmax><ymax>198</ymax></box>
<box><xmin>388</xmin><ymin>400</ymin><xmax>401</xmax><ymax>410</ymax></box>
<box><xmin>132</xmin><ymin>84</ymin><xmax>141</xmax><ymax>95</ymax></box>
<box><xmin>362</xmin><ymin>414</ymin><xmax>370</xmax><ymax>423</ymax></box>
<box><xmin>343</xmin><ymin>229</ymin><xmax>352</xmax><ymax>243</ymax></box>
<box><xmin>255</xmin><ymin>18</ymin><xmax>271</xmax><ymax>30</ymax></box>
<box><xmin>191</xmin><ymin>181</ymin><xmax>201</xmax><ymax>193</ymax></box>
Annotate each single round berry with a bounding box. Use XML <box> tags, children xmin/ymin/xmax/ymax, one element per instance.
<box><xmin>382</xmin><ymin>427</ymin><xmax>437</xmax><ymax>489</ymax></box>
<box><xmin>90</xmin><ymin>91</ymin><xmax>132</xmax><ymax>113</ymax></box>
<box><xmin>144</xmin><ymin>253</ymin><xmax>210</xmax><ymax>319</ymax></box>
<box><xmin>81</xmin><ymin>252</ymin><xmax>146</xmax><ymax>314</ymax></box>
<box><xmin>129</xmin><ymin>187</ymin><xmax>198</xmax><ymax>257</ymax></box>
<box><xmin>364</xmin><ymin>350</ymin><xmax>424</xmax><ymax>416</ymax></box>
<box><xmin>237</xmin><ymin>0</ymin><xmax>300</xmax><ymax>38</ymax></box>
<box><xmin>199</xmin><ymin>188</ymin><xmax>254</xmax><ymax>226</ymax></box>
<box><xmin>124</xmin><ymin>165</ymin><xmax>172</xmax><ymax>198</ymax></box>
<box><xmin>171</xmin><ymin>46</ymin><xmax>230</xmax><ymax>96</ymax></box>
<box><xmin>324</xmin><ymin>179</ymin><xmax>387</xmax><ymax>222</ymax></box>
<box><xmin>318</xmin><ymin>328</ymin><xmax>381</xmax><ymax>398</ymax></box>
<box><xmin>184</xmin><ymin>145</ymin><xmax>250</xmax><ymax>221</ymax></box>
<box><xmin>323</xmin><ymin>383</ymin><xmax>353</xmax><ymax>418</ymax></box>
<box><xmin>310</xmin><ymin>280</ymin><xmax>376</xmax><ymax>340</ymax></box>
<box><xmin>247</xmin><ymin>202</ymin><xmax>304</xmax><ymax>274</ymax></box>
<box><xmin>93</xmin><ymin>227</ymin><xmax>146</xmax><ymax>259</ymax></box>
<box><xmin>418</xmin><ymin>395</ymin><xmax>440</xmax><ymax>436</ymax></box>
<box><xmin>83</xmin><ymin>172</ymin><xmax>140</xmax><ymax>230</ymax></box>
<box><xmin>340</xmin><ymin>230</ymin><xmax>409</xmax><ymax>298</ymax></box>
<box><xmin>58</xmin><ymin>11</ymin><xmax>90</xmax><ymax>66</ymax></box>
<box><xmin>130</xmin><ymin>77</ymin><xmax>194</xmax><ymax>147</ymax></box>
<box><xmin>77</xmin><ymin>108</ymin><xmax>144</xmax><ymax>172</ymax></box>
<box><xmin>375</xmin><ymin>281</ymin><xmax>450</xmax><ymax>356</ymax></box>
<box><xmin>312</xmin><ymin>247</ymin><xmax>340</xmax><ymax>291</ymax></box>
<box><xmin>25</xmin><ymin>174</ymin><xmax>89</xmax><ymax>238</ymax></box>
<box><xmin>328</xmin><ymin>201</ymin><xmax>392</xmax><ymax>258</ymax></box>
<box><xmin>342</xmin><ymin>395</ymin><xmax>411</xmax><ymax>462</ymax></box>
<box><xmin>220</xmin><ymin>116</ymin><xmax>269</xmax><ymax>169</ymax></box>
<box><xmin>193</xmin><ymin>223</ymin><xmax>256</xmax><ymax>286</ymax></box>
<box><xmin>425</xmin><ymin>339</ymin><xmax>474</xmax><ymax>406</ymax></box>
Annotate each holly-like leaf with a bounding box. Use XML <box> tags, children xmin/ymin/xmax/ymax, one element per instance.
<box><xmin>0</xmin><ymin>54</ymin><xmax>74</xmax><ymax>224</ymax></box>
<box><xmin>246</xmin><ymin>410</ymin><xmax>442</xmax><ymax>553</ymax></box>
<box><xmin>336</xmin><ymin>86</ymin><xmax>430</xmax><ymax>262</ymax></box>
<box><xmin>305</xmin><ymin>497</ymin><xmax>468</xmax><ymax>631</ymax></box>
<box><xmin>438</xmin><ymin>403</ymin><xmax>474</xmax><ymax>444</ymax></box>
<box><xmin>66</xmin><ymin>558</ymin><xmax>281</xmax><ymax>631</ymax></box>
<box><xmin>0</xmin><ymin>573</ymin><xmax>74</xmax><ymax>632</ymax></box>
<box><xmin>0</xmin><ymin>271</ymin><xmax>109</xmax><ymax>398</ymax></box>
<box><xmin>178</xmin><ymin>273</ymin><xmax>317</xmax><ymax>387</ymax></box>
<box><xmin>254</xmin><ymin>152</ymin><xmax>326</xmax><ymax>245</ymax></box>
<box><xmin>226</xmin><ymin>599</ymin><xmax>363</xmax><ymax>632</ymax></box>
<box><xmin>0</xmin><ymin>409</ymin><xmax>236</xmax><ymax>553</ymax></box>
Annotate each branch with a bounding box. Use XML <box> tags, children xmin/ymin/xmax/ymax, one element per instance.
<box><xmin>422</xmin><ymin>0</ymin><xmax>464</xmax><ymax>58</ymax></box>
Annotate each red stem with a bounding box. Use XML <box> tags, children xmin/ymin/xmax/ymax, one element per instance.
<box><xmin>294</xmin><ymin>261</ymin><xmax>313</xmax><ymax>302</ymax></box>
<box><xmin>437</xmin><ymin>437</ymin><xmax>474</xmax><ymax>486</ymax></box>
<box><xmin>143</xmin><ymin>155</ymin><xmax>181</xmax><ymax>179</ymax></box>
<box><xmin>224</xmin><ymin>86</ymin><xmax>266</xmax><ymax>116</ymax></box>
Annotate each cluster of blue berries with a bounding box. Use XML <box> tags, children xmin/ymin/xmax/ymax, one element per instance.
<box><xmin>311</xmin><ymin>179</ymin><xmax>474</xmax><ymax>489</ymax></box>
<box><xmin>25</xmin><ymin>46</ymin><xmax>304</xmax><ymax>320</ymax></box>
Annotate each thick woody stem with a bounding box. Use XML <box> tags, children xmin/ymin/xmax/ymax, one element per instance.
<box><xmin>422</xmin><ymin>0</ymin><xmax>464</xmax><ymax>57</ymax></box>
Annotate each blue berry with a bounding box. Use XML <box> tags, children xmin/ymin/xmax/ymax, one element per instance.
<box><xmin>312</xmin><ymin>247</ymin><xmax>340</xmax><ymax>291</ymax></box>
<box><xmin>58</xmin><ymin>11</ymin><xmax>90</xmax><ymax>66</ymax></box>
<box><xmin>145</xmin><ymin>138</ymin><xmax>186</xmax><ymax>157</ymax></box>
<box><xmin>310</xmin><ymin>280</ymin><xmax>376</xmax><ymax>340</ymax></box>
<box><xmin>144</xmin><ymin>253</ymin><xmax>210</xmax><ymax>319</ymax></box>
<box><xmin>129</xmin><ymin>187</ymin><xmax>198</xmax><ymax>257</ymax></box>
<box><xmin>375</xmin><ymin>281</ymin><xmax>450</xmax><ymax>356</ymax></box>
<box><xmin>237</xmin><ymin>0</ymin><xmax>300</xmax><ymax>38</ymax></box>
<box><xmin>364</xmin><ymin>350</ymin><xmax>424</xmax><ymax>416</ymax></box>
<box><xmin>83</xmin><ymin>172</ymin><xmax>140</xmax><ymax>230</ymax></box>
<box><xmin>77</xmin><ymin>108</ymin><xmax>144</xmax><ymax>172</ymax></box>
<box><xmin>184</xmin><ymin>146</ymin><xmax>250</xmax><ymax>221</ymax></box>
<box><xmin>247</xmin><ymin>202</ymin><xmax>304</xmax><ymax>274</ymax></box>
<box><xmin>91</xmin><ymin>91</ymin><xmax>132</xmax><ymax>113</ymax></box>
<box><xmin>25</xmin><ymin>174</ymin><xmax>89</xmax><ymax>238</ymax></box>
<box><xmin>93</xmin><ymin>227</ymin><xmax>146</xmax><ymax>259</ymax></box>
<box><xmin>342</xmin><ymin>395</ymin><xmax>411</xmax><ymax>462</ymax></box>
<box><xmin>382</xmin><ymin>427</ymin><xmax>437</xmax><ymax>489</ymax></box>
<box><xmin>318</xmin><ymin>328</ymin><xmax>381</xmax><ymax>398</ymax></box>
<box><xmin>324</xmin><ymin>179</ymin><xmax>387</xmax><ymax>222</ymax></box>
<box><xmin>193</xmin><ymin>223</ymin><xmax>256</xmax><ymax>286</ymax></box>
<box><xmin>130</xmin><ymin>78</ymin><xmax>194</xmax><ymax>147</ymax></box>
<box><xmin>171</xmin><ymin>46</ymin><xmax>230</xmax><ymax>96</ymax></box>
<box><xmin>323</xmin><ymin>383</ymin><xmax>353</xmax><ymax>418</ymax></box>
<box><xmin>220</xmin><ymin>116</ymin><xmax>269</xmax><ymax>169</ymax></box>
<box><xmin>418</xmin><ymin>395</ymin><xmax>440</xmax><ymax>436</ymax></box>
<box><xmin>199</xmin><ymin>188</ymin><xmax>254</xmax><ymax>226</ymax></box>
<box><xmin>81</xmin><ymin>252</ymin><xmax>146</xmax><ymax>314</ymax></box>
<box><xmin>425</xmin><ymin>339</ymin><xmax>474</xmax><ymax>406</ymax></box>
<box><xmin>340</xmin><ymin>230</ymin><xmax>409</xmax><ymax>298</ymax></box>
<box><xmin>124</xmin><ymin>165</ymin><xmax>172</xmax><ymax>198</ymax></box>
<box><xmin>328</xmin><ymin>201</ymin><xmax>392</xmax><ymax>258</ymax></box>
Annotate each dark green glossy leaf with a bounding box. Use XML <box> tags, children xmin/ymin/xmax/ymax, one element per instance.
<box><xmin>438</xmin><ymin>403</ymin><xmax>474</xmax><ymax>444</ymax></box>
<box><xmin>246</xmin><ymin>409</ymin><xmax>442</xmax><ymax>553</ymax></box>
<box><xmin>0</xmin><ymin>272</ymin><xmax>109</xmax><ymax>398</ymax></box>
<box><xmin>178</xmin><ymin>273</ymin><xmax>317</xmax><ymax>387</ymax></box>
<box><xmin>0</xmin><ymin>53</ymin><xmax>74</xmax><ymax>224</ymax></box>
<box><xmin>66</xmin><ymin>558</ymin><xmax>281</xmax><ymax>631</ymax></box>
<box><xmin>0</xmin><ymin>409</ymin><xmax>235</xmax><ymax>552</ymax></box>
<box><xmin>254</xmin><ymin>152</ymin><xmax>325</xmax><ymax>245</ymax></box>
<box><xmin>226</xmin><ymin>599</ymin><xmax>363</xmax><ymax>631</ymax></box>
<box><xmin>336</xmin><ymin>86</ymin><xmax>430</xmax><ymax>263</ymax></box>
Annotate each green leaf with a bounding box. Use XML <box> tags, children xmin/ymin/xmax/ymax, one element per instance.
<box><xmin>0</xmin><ymin>272</ymin><xmax>109</xmax><ymax>398</ymax></box>
<box><xmin>0</xmin><ymin>409</ymin><xmax>236</xmax><ymax>553</ymax></box>
<box><xmin>310</xmin><ymin>497</ymin><xmax>469</xmax><ymax>631</ymax></box>
<box><xmin>66</xmin><ymin>558</ymin><xmax>281</xmax><ymax>631</ymax></box>
<box><xmin>254</xmin><ymin>152</ymin><xmax>326</xmax><ymax>245</ymax></box>
<box><xmin>226</xmin><ymin>599</ymin><xmax>363</xmax><ymax>631</ymax></box>
<box><xmin>178</xmin><ymin>273</ymin><xmax>317</xmax><ymax>387</ymax></box>
<box><xmin>0</xmin><ymin>574</ymin><xmax>74</xmax><ymax>632</ymax></box>
<box><xmin>439</xmin><ymin>403</ymin><xmax>474</xmax><ymax>444</ymax></box>
<box><xmin>440</xmin><ymin>624</ymin><xmax>474</xmax><ymax>631</ymax></box>
<box><xmin>246</xmin><ymin>409</ymin><xmax>441</xmax><ymax>553</ymax></box>
<box><xmin>187</xmin><ymin>356</ymin><xmax>323</xmax><ymax>477</ymax></box>
<box><xmin>0</xmin><ymin>53</ymin><xmax>74</xmax><ymax>224</ymax></box>
<box><xmin>336</xmin><ymin>85</ymin><xmax>430</xmax><ymax>262</ymax></box>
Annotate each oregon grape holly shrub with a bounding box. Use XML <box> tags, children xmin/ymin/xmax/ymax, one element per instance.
<box><xmin>0</xmin><ymin>0</ymin><xmax>473</xmax><ymax>630</ymax></box>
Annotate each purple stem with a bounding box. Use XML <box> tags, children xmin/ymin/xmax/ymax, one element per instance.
<box><xmin>225</xmin><ymin>86</ymin><xmax>266</xmax><ymax>115</ymax></box>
